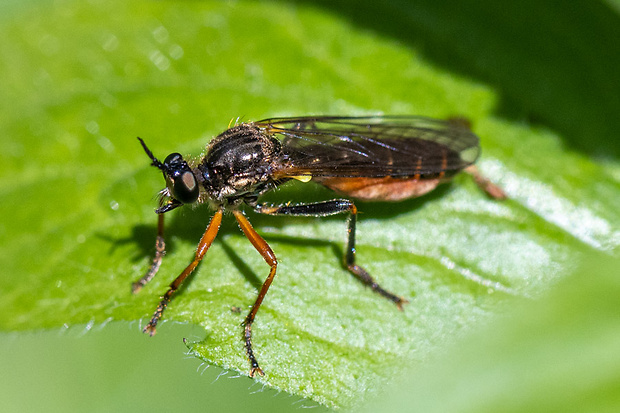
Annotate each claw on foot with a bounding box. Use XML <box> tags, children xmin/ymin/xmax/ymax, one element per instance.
<box><xmin>249</xmin><ymin>365</ymin><xmax>264</xmax><ymax>378</ymax></box>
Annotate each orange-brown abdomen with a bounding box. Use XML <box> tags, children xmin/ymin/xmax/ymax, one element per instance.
<box><xmin>316</xmin><ymin>176</ymin><xmax>443</xmax><ymax>202</ymax></box>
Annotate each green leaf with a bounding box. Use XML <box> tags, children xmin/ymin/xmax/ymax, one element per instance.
<box><xmin>0</xmin><ymin>0</ymin><xmax>618</xmax><ymax>410</ymax></box>
<box><xmin>364</xmin><ymin>253</ymin><xmax>620</xmax><ymax>413</ymax></box>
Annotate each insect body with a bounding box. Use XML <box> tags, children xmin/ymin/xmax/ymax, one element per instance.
<box><xmin>134</xmin><ymin>116</ymin><xmax>505</xmax><ymax>377</ymax></box>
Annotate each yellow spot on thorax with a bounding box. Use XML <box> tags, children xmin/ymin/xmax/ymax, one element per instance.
<box><xmin>291</xmin><ymin>175</ymin><xmax>312</xmax><ymax>183</ymax></box>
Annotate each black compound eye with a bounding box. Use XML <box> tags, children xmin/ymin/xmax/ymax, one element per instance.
<box><xmin>172</xmin><ymin>171</ymin><xmax>199</xmax><ymax>204</ymax></box>
<box><xmin>164</xmin><ymin>153</ymin><xmax>184</xmax><ymax>166</ymax></box>
<box><xmin>162</xmin><ymin>153</ymin><xmax>199</xmax><ymax>204</ymax></box>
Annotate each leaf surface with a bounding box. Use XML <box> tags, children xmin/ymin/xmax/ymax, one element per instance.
<box><xmin>0</xmin><ymin>0</ymin><xmax>618</xmax><ymax>409</ymax></box>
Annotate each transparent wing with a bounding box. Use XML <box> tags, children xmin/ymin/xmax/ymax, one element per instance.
<box><xmin>254</xmin><ymin>116</ymin><xmax>480</xmax><ymax>179</ymax></box>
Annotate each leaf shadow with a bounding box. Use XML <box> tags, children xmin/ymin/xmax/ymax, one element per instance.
<box><xmin>106</xmin><ymin>173</ymin><xmax>481</xmax><ymax>297</ymax></box>
<box><xmin>110</xmin><ymin>177</ymin><xmax>456</xmax><ymax>260</ymax></box>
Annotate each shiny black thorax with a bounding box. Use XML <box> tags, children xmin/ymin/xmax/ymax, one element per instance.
<box><xmin>196</xmin><ymin>123</ymin><xmax>284</xmax><ymax>207</ymax></box>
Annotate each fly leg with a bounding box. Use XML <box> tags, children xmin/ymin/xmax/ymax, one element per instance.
<box><xmin>255</xmin><ymin>200</ymin><xmax>407</xmax><ymax>308</ymax></box>
<box><xmin>232</xmin><ymin>210</ymin><xmax>277</xmax><ymax>377</ymax></box>
<box><xmin>464</xmin><ymin>165</ymin><xmax>507</xmax><ymax>200</ymax></box>
<box><xmin>446</xmin><ymin>116</ymin><xmax>507</xmax><ymax>200</ymax></box>
<box><xmin>239</xmin><ymin>200</ymin><xmax>407</xmax><ymax>376</ymax></box>
<box><xmin>343</xmin><ymin>203</ymin><xmax>409</xmax><ymax>310</ymax></box>
<box><xmin>143</xmin><ymin>209</ymin><xmax>223</xmax><ymax>336</ymax></box>
<box><xmin>132</xmin><ymin>213</ymin><xmax>166</xmax><ymax>293</ymax></box>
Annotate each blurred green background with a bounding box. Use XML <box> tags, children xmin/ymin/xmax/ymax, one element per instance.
<box><xmin>0</xmin><ymin>323</ymin><xmax>324</xmax><ymax>412</ymax></box>
<box><xmin>1</xmin><ymin>0</ymin><xmax>618</xmax><ymax>412</ymax></box>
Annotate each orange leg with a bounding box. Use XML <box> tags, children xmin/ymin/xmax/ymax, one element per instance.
<box><xmin>143</xmin><ymin>209</ymin><xmax>223</xmax><ymax>336</ymax></box>
<box><xmin>446</xmin><ymin>116</ymin><xmax>506</xmax><ymax>200</ymax></box>
<box><xmin>233</xmin><ymin>210</ymin><xmax>277</xmax><ymax>377</ymax></box>
<box><xmin>464</xmin><ymin>165</ymin><xmax>507</xmax><ymax>200</ymax></box>
<box><xmin>132</xmin><ymin>213</ymin><xmax>166</xmax><ymax>294</ymax></box>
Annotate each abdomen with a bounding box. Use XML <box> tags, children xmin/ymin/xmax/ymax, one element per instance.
<box><xmin>316</xmin><ymin>176</ymin><xmax>445</xmax><ymax>201</ymax></box>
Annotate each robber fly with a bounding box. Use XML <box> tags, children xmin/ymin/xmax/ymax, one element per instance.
<box><xmin>133</xmin><ymin>116</ymin><xmax>505</xmax><ymax>377</ymax></box>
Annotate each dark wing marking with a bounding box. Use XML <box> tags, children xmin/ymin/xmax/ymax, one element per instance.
<box><xmin>254</xmin><ymin>116</ymin><xmax>480</xmax><ymax>178</ymax></box>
